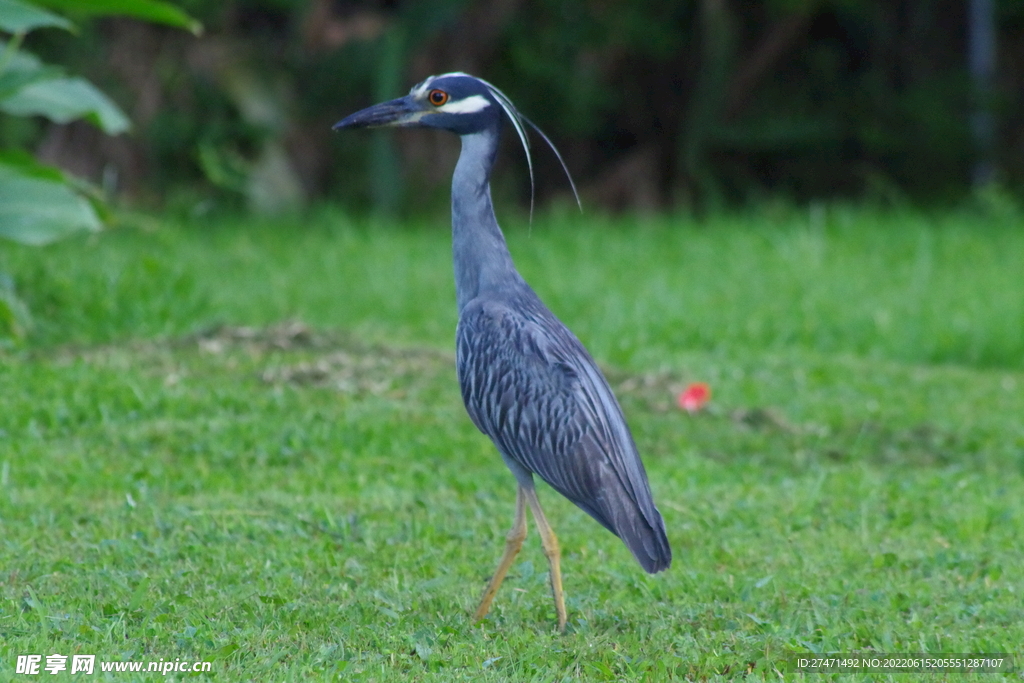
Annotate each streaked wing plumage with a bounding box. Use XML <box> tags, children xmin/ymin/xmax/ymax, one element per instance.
<box><xmin>456</xmin><ymin>290</ymin><xmax>671</xmax><ymax>573</ymax></box>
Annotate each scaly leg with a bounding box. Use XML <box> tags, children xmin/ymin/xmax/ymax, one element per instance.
<box><xmin>473</xmin><ymin>486</ymin><xmax>528</xmax><ymax>624</ymax></box>
<box><xmin>523</xmin><ymin>486</ymin><xmax>567</xmax><ymax>632</ymax></box>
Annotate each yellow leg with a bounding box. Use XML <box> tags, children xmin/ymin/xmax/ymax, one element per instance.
<box><xmin>523</xmin><ymin>487</ymin><xmax>567</xmax><ymax>632</ymax></box>
<box><xmin>473</xmin><ymin>487</ymin><xmax>528</xmax><ymax>624</ymax></box>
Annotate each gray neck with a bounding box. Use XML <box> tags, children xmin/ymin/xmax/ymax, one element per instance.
<box><xmin>451</xmin><ymin>129</ymin><xmax>520</xmax><ymax>313</ymax></box>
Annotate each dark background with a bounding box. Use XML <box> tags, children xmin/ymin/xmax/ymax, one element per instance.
<box><xmin>12</xmin><ymin>0</ymin><xmax>1024</xmax><ymax>214</ymax></box>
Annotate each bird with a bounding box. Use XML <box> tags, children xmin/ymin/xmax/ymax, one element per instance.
<box><xmin>334</xmin><ymin>72</ymin><xmax>671</xmax><ymax>631</ymax></box>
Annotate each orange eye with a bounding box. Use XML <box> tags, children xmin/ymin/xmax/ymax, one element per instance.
<box><xmin>428</xmin><ymin>89</ymin><xmax>449</xmax><ymax>106</ymax></box>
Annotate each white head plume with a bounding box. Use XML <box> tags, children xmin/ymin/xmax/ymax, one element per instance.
<box><xmin>419</xmin><ymin>72</ymin><xmax>583</xmax><ymax>218</ymax></box>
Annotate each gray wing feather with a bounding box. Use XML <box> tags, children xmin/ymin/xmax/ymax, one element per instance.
<box><xmin>457</xmin><ymin>296</ymin><xmax>671</xmax><ymax>573</ymax></box>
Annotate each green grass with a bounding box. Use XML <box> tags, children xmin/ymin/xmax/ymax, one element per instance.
<box><xmin>1</xmin><ymin>204</ymin><xmax>1022</xmax><ymax>681</ymax></box>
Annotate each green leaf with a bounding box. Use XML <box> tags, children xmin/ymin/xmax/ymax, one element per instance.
<box><xmin>0</xmin><ymin>148</ymin><xmax>65</xmax><ymax>180</ymax></box>
<box><xmin>0</xmin><ymin>107</ymin><xmax>116</xmax><ymax>226</ymax></box>
<box><xmin>0</xmin><ymin>42</ymin><xmax>65</xmax><ymax>102</ymax></box>
<box><xmin>0</xmin><ymin>39</ymin><xmax>51</xmax><ymax>70</ymax></box>
<box><xmin>0</xmin><ymin>62</ymin><xmax>61</xmax><ymax>99</ymax></box>
<box><xmin>0</xmin><ymin>74</ymin><xmax>130</xmax><ymax>133</ymax></box>
<box><xmin>0</xmin><ymin>0</ymin><xmax>72</xmax><ymax>34</ymax></box>
<box><xmin>0</xmin><ymin>271</ymin><xmax>32</xmax><ymax>340</ymax></box>
<box><xmin>32</xmin><ymin>0</ymin><xmax>201</xmax><ymax>34</ymax></box>
<box><xmin>0</xmin><ymin>162</ymin><xmax>101</xmax><ymax>245</ymax></box>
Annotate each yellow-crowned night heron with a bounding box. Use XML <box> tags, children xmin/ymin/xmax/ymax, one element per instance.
<box><xmin>334</xmin><ymin>73</ymin><xmax>670</xmax><ymax>631</ymax></box>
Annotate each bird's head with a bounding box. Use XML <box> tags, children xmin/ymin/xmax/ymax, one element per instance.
<box><xmin>334</xmin><ymin>72</ymin><xmax>581</xmax><ymax>212</ymax></box>
<box><xmin>333</xmin><ymin>72</ymin><xmax>509</xmax><ymax>136</ymax></box>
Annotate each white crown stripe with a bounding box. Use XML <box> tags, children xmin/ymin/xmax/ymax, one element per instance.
<box><xmin>410</xmin><ymin>72</ymin><xmax>472</xmax><ymax>98</ymax></box>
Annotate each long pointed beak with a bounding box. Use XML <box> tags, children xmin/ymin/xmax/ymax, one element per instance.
<box><xmin>332</xmin><ymin>95</ymin><xmax>424</xmax><ymax>130</ymax></box>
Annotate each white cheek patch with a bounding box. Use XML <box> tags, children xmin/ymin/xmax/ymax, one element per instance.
<box><xmin>435</xmin><ymin>94</ymin><xmax>491</xmax><ymax>114</ymax></box>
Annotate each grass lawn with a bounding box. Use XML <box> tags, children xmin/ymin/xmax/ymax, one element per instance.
<box><xmin>1</xmin><ymin>204</ymin><xmax>1022</xmax><ymax>681</ymax></box>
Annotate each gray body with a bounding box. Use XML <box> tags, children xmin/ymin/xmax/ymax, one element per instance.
<box><xmin>335</xmin><ymin>73</ymin><xmax>671</xmax><ymax>575</ymax></box>
<box><xmin>451</xmin><ymin>132</ymin><xmax>670</xmax><ymax>573</ymax></box>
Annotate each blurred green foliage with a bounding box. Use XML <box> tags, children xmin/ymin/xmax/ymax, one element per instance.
<box><xmin>0</xmin><ymin>0</ymin><xmax>196</xmax><ymax>340</ymax></box>
<box><xmin>6</xmin><ymin>0</ymin><xmax>1024</xmax><ymax>213</ymax></box>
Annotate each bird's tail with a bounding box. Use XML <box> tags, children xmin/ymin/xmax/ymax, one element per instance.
<box><xmin>571</xmin><ymin>477</ymin><xmax>672</xmax><ymax>574</ymax></box>
<box><xmin>615</xmin><ymin>500</ymin><xmax>672</xmax><ymax>574</ymax></box>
